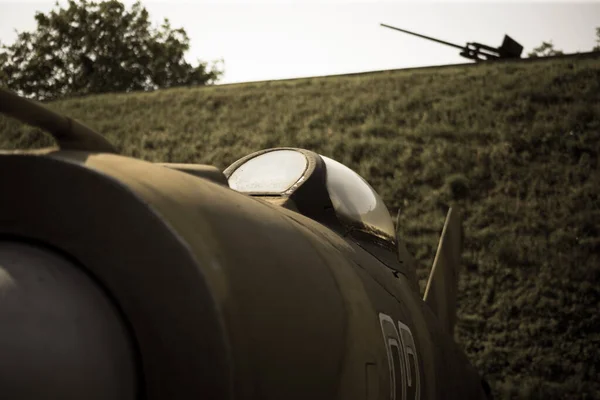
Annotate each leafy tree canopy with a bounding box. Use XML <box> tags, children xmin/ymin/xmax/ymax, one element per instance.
<box><xmin>0</xmin><ymin>0</ymin><xmax>223</xmax><ymax>100</ymax></box>
<box><xmin>527</xmin><ymin>41</ymin><xmax>564</xmax><ymax>58</ymax></box>
<box><xmin>594</xmin><ymin>27</ymin><xmax>600</xmax><ymax>51</ymax></box>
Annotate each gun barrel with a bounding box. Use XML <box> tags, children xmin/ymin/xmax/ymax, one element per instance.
<box><xmin>380</xmin><ymin>23</ymin><xmax>465</xmax><ymax>51</ymax></box>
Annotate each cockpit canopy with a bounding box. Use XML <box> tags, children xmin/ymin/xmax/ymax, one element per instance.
<box><xmin>319</xmin><ymin>155</ymin><xmax>396</xmax><ymax>240</ymax></box>
<box><xmin>228</xmin><ymin>150</ymin><xmax>308</xmax><ymax>195</ymax></box>
<box><xmin>224</xmin><ymin>148</ymin><xmax>396</xmax><ymax>244</ymax></box>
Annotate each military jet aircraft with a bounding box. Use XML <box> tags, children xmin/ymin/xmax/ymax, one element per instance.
<box><xmin>0</xmin><ymin>87</ymin><xmax>492</xmax><ymax>400</ymax></box>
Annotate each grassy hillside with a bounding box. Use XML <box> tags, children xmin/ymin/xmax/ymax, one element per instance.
<box><xmin>2</xmin><ymin>55</ymin><xmax>600</xmax><ymax>399</ymax></box>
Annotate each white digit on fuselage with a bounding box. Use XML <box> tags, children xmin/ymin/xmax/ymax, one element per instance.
<box><xmin>379</xmin><ymin>314</ymin><xmax>407</xmax><ymax>400</ymax></box>
<box><xmin>379</xmin><ymin>313</ymin><xmax>421</xmax><ymax>400</ymax></box>
<box><xmin>398</xmin><ymin>321</ymin><xmax>420</xmax><ymax>400</ymax></box>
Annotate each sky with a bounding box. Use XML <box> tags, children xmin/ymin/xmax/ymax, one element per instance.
<box><xmin>1</xmin><ymin>1</ymin><xmax>599</xmax><ymax>84</ymax></box>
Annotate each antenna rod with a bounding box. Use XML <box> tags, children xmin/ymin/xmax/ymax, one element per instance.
<box><xmin>380</xmin><ymin>23</ymin><xmax>465</xmax><ymax>50</ymax></box>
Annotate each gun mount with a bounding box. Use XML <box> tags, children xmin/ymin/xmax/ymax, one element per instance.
<box><xmin>380</xmin><ymin>23</ymin><xmax>523</xmax><ymax>62</ymax></box>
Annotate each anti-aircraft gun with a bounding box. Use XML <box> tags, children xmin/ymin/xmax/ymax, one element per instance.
<box><xmin>380</xmin><ymin>23</ymin><xmax>523</xmax><ymax>62</ymax></box>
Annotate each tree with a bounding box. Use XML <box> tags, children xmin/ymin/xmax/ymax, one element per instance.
<box><xmin>527</xmin><ymin>41</ymin><xmax>564</xmax><ymax>58</ymax></box>
<box><xmin>0</xmin><ymin>42</ymin><xmax>8</xmax><ymax>85</ymax></box>
<box><xmin>594</xmin><ymin>27</ymin><xmax>600</xmax><ymax>51</ymax></box>
<box><xmin>0</xmin><ymin>0</ymin><xmax>223</xmax><ymax>100</ymax></box>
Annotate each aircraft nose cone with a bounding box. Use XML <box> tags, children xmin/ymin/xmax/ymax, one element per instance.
<box><xmin>0</xmin><ymin>241</ymin><xmax>139</xmax><ymax>400</ymax></box>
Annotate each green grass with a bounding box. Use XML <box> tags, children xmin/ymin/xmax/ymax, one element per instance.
<box><xmin>2</xmin><ymin>55</ymin><xmax>600</xmax><ymax>399</ymax></box>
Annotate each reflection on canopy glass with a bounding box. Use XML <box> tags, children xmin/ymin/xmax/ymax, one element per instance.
<box><xmin>321</xmin><ymin>155</ymin><xmax>396</xmax><ymax>240</ymax></box>
<box><xmin>228</xmin><ymin>150</ymin><xmax>308</xmax><ymax>194</ymax></box>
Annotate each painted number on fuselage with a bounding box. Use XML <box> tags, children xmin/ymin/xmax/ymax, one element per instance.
<box><xmin>379</xmin><ymin>313</ymin><xmax>421</xmax><ymax>400</ymax></box>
